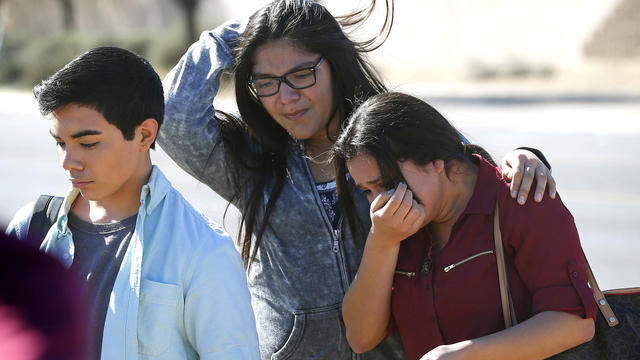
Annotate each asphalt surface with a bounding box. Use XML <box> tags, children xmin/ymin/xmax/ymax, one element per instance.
<box><xmin>1</xmin><ymin>90</ymin><xmax>638</xmax><ymax>289</ymax></box>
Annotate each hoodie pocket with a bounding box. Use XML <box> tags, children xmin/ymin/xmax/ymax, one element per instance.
<box><xmin>271</xmin><ymin>303</ymin><xmax>350</xmax><ymax>360</ymax></box>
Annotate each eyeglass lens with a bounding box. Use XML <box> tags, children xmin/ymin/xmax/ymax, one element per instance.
<box><xmin>250</xmin><ymin>57</ymin><xmax>324</xmax><ymax>97</ymax></box>
<box><xmin>251</xmin><ymin>68</ymin><xmax>316</xmax><ymax>97</ymax></box>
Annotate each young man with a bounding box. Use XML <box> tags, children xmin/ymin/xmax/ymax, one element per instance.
<box><xmin>5</xmin><ymin>47</ymin><xmax>260</xmax><ymax>360</ymax></box>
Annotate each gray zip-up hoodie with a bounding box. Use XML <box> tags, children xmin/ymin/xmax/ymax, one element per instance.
<box><xmin>158</xmin><ymin>19</ymin><xmax>406</xmax><ymax>360</ymax></box>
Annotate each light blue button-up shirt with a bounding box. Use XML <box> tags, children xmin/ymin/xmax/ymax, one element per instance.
<box><xmin>7</xmin><ymin>165</ymin><xmax>260</xmax><ymax>359</ymax></box>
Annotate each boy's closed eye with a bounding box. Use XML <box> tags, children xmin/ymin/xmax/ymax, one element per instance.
<box><xmin>81</xmin><ymin>142</ymin><xmax>99</xmax><ymax>148</ymax></box>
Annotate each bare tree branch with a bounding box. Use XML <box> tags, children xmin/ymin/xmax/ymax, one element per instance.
<box><xmin>59</xmin><ymin>0</ymin><xmax>75</xmax><ymax>30</ymax></box>
<box><xmin>173</xmin><ymin>0</ymin><xmax>200</xmax><ymax>45</ymax></box>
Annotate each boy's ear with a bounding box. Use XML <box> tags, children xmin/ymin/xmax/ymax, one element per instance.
<box><xmin>432</xmin><ymin>159</ymin><xmax>445</xmax><ymax>173</ymax></box>
<box><xmin>137</xmin><ymin>118</ymin><xmax>158</xmax><ymax>151</ymax></box>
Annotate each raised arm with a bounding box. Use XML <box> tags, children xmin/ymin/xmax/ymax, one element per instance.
<box><xmin>158</xmin><ymin>18</ymin><xmax>249</xmax><ymax>201</ymax></box>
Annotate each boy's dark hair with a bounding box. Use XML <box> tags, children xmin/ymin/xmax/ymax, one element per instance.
<box><xmin>33</xmin><ymin>46</ymin><xmax>164</xmax><ymax>148</ymax></box>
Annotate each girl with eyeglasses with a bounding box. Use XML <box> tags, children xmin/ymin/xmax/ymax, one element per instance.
<box><xmin>159</xmin><ymin>1</ymin><xmax>556</xmax><ymax>358</ymax></box>
<box><xmin>334</xmin><ymin>92</ymin><xmax>596</xmax><ymax>360</ymax></box>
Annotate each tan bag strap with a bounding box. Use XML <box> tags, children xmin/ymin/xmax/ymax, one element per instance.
<box><xmin>583</xmin><ymin>253</ymin><xmax>620</xmax><ymax>326</ymax></box>
<box><xmin>493</xmin><ymin>202</ymin><xmax>517</xmax><ymax>328</ymax></box>
<box><xmin>493</xmin><ymin>202</ymin><xmax>621</xmax><ymax>329</ymax></box>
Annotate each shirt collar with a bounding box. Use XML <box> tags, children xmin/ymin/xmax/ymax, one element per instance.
<box><xmin>57</xmin><ymin>188</ymin><xmax>81</xmax><ymax>234</ymax></box>
<box><xmin>460</xmin><ymin>155</ymin><xmax>503</xmax><ymax>216</ymax></box>
<box><xmin>139</xmin><ymin>165</ymin><xmax>171</xmax><ymax>215</ymax></box>
<box><xmin>57</xmin><ymin>165</ymin><xmax>171</xmax><ymax>232</ymax></box>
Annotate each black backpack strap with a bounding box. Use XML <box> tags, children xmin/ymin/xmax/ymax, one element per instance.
<box><xmin>26</xmin><ymin>195</ymin><xmax>64</xmax><ymax>247</ymax></box>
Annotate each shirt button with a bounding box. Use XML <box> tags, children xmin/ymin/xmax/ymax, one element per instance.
<box><xmin>571</xmin><ymin>271</ymin><xmax>578</xmax><ymax>278</ymax></box>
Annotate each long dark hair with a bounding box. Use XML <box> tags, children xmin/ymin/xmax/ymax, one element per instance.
<box><xmin>219</xmin><ymin>0</ymin><xmax>393</xmax><ymax>268</ymax></box>
<box><xmin>333</xmin><ymin>92</ymin><xmax>495</xmax><ymax>236</ymax></box>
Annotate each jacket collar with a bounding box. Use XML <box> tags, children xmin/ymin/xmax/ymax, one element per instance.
<box><xmin>460</xmin><ymin>156</ymin><xmax>503</xmax><ymax>216</ymax></box>
<box><xmin>56</xmin><ymin>165</ymin><xmax>170</xmax><ymax>233</ymax></box>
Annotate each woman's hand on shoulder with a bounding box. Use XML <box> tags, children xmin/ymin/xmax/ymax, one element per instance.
<box><xmin>369</xmin><ymin>182</ymin><xmax>426</xmax><ymax>246</ymax></box>
<box><xmin>501</xmin><ymin>149</ymin><xmax>556</xmax><ymax>205</ymax></box>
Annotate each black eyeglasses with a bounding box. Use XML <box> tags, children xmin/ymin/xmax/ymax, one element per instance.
<box><xmin>249</xmin><ymin>57</ymin><xmax>325</xmax><ymax>97</ymax></box>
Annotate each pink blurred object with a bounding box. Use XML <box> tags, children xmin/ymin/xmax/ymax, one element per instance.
<box><xmin>0</xmin><ymin>232</ymin><xmax>87</xmax><ymax>360</ymax></box>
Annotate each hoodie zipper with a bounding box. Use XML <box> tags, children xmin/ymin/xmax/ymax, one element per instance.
<box><xmin>444</xmin><ymin>250</ymin><xmax>494</xmax><ymax>273</ymax></box>
<box><xmin>332</xmin><ymin>218</ymin><xmax>343</xmax><ymax>253</ymax></box>
<box><xmin>299</xmin><ymin>143</ymin><xmax>351</xmax><ymax>293</ymax></box>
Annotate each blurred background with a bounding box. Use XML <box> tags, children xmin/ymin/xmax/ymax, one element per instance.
<box><xmin>0</xmin><ymin>0</ymin><xmax>639</xmax><ymax>288</ymax></box>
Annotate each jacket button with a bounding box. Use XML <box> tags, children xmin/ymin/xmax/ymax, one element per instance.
<box><xmin>571</xmin><ymin>271</ymin><xmax>578</xmax><ymax>278</ymax></box>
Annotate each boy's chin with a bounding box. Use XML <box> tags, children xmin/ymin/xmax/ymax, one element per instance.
<box><xmin>78</xmin><ymin>190</ymin><xmax>100</xmax><ymax>202</ymax></box>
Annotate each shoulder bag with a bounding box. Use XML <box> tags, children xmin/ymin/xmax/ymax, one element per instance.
<box><xmin>493</xmin><ymin>203</ymin><xmax>640</xmax><ymax>359</ymax></box>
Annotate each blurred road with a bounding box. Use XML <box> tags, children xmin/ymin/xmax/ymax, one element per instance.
<box><xmin>1</xmin><ymin>89</ymin><xmax>638</xmax><ymax>289</ymax></box>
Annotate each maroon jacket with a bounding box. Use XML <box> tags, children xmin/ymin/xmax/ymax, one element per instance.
<box><xmin>390</xmin><ymin>157</ymin><xmax>597</xmax><ymax>360</ymax></box>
